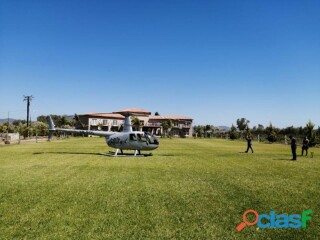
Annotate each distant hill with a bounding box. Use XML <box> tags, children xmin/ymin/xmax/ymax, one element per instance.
<box><xmin>218</xmin><ymin>126</ymin><xmax>230</xmax><ymax>131</ymax></box>
<box><xmin>0</xmin><ymin>115</ymin><xmax>74</xmax><ymax>124</ymax></box>
<box><xmin>0</xmin><ymin>118</ymin><xmax>17</xmax><ymax>123</ymax></box>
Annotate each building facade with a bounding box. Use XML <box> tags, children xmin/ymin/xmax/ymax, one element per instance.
<box><xmin>78</xmin><ymin>108</ymin><xmax>193</xmax><ymax>137</ymax></box>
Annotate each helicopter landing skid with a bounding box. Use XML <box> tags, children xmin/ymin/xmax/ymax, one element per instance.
<box><xmin>100</xmin><ymin>150</ymin><xmax>152</xmax><ymax>157</ymax></box>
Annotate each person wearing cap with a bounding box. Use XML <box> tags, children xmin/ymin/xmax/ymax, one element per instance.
<box><xmin>289</xmin><ymin>136</ymin><xmax>297</xmax><ymax>160</ymax></box>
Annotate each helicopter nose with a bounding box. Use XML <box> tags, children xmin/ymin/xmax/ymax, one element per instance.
<box><xmin>149</xmin><ymin>143</ymin><xmax>159</xmax><ymax>149</ymax></box>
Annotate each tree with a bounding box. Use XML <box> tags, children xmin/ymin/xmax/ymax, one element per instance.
<box><xmin>204</xmin><ymin>125</ymin><xmax>213</xmax><ymax>138</ymax></box>
<box><xmin>97</xmin><ymin>122</ymin><xmax>103</xmax><ymax>130</ymax></box>
<box><xmin>58</xmin><ymin>115</ymin><xmax>73</xmax><ymax>127</ymax></box>
<box><xmin>236</xmin><ymin>118</ymin><xmax>250</xmax><ymax>131</ymax></box>
<box><xmin>305</xmin><ymin>120</ymin><xmax>315</xmax><ymax>138</ymax></box>
<box><xmin>155</xmin><ymin>112</ymin><xmax>160</xmax><ymax>116</ymax></box>
<box><xmin>305</xmin><ymin>120</ymin><xmax>316</xmax><ymax>147</ymax></box>
<box><xmin>17</xmin><ymin>124</ymin><xmax>33</xmax><ymax>139</ymax></box>
<box><xmin>266</xmin><ymin>123</ymin><xmax>277</xmax><ymax>143</ymax></box>
<box><xmin>0</xmin><ymin>124</ymin><xmax>7</xmax><ymax>133</ymax></box>
<box><xmin>73</xmin><ymin>114</ymin><xmax>85</xmax><ymax>129</ymax></box>
<box><xmin>244</xmin><ymin>125</ymin><xmax>251</xmax><ymax>136</ymax></box>
<box><xmin>254</xmin><ymin>124</ymin><xmax>265</xmax><ymax>136</ymax></box>
<box><xmin>37</xmin><ymin>115</ymin><xmax>47</xmax><ymax>123</ymax></box>
<box><xmin>280</xmin><ymin>126</ymin><xmax>297</xmax><ymax>137</ymax></box>
<box><xmin>12</xmin><ymin>120</ymin><xmax>26</xmax><ymax>126</ymax></box>
<box><xmin>161</xmin><ymin>121</ymin><xmax>168</xmax><ymax>137</ymax></box>
<box><xmin>167</xmin><ymin>120</ymin><xmax>174</xmax><ymax>137</ymax></box>
<box><xmin>162</xmin><ymin>120</ymin><xmax>173</xmax><ymax>138</ymax></box>
<box><xmin>229</xmin><ymin>124</ymin><xmax>239</xmax><ymax>140</ymax></box>
<box><xmin>236</xmin><ymin>118</ymin><xmax>250</xmax><ymax>139</ymax></box>
<box><xmin>131</xmin><ymin>116</ymin><xmax>142</xmax><ymax>131</ymax></box>
<box><xmin>32</xmin><ymin>122</ymin><xmax>48</xmax><ymax>136</ymax></box>
<box><xmin>193</xmin><ymin>125</ymin><xmax>205</xmax><ymax>138</ymax></box>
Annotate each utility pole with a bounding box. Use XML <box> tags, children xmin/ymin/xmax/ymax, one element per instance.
<box><xmin>6</xmin><ymin>111</ymin><xmax>9</xmax><ymax>141</ymax></box>
<box><xmin>7</xmin><ymin>111</ymin><xmax>9</xmax><ymax>132</ymax></box>
<box><xmin>23</xmin><ymin>95</ymin><xmax>34</xmax><ymax>127</ymax></box>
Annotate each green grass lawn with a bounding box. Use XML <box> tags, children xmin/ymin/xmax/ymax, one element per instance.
<box><xmin>0</xmin><ymin>137</ymin><xmax>319</xmax><ymax>239</ymax></box>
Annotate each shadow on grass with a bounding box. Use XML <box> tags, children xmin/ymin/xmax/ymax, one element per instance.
<box><xmin>33</xmin><ymin>151</ymin><xmax>153</xmax><ymax>157</ymax></box>
<box><xmin>34</xmin><ymin>152</ymin><xmax>103</xmax><ymax>156</ymax></box>
<box><xmin>272</xmin><ymin>158</ymin><xmax>295</xmax><ymax>161</ymax></box>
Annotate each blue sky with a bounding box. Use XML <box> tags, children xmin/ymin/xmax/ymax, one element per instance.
<box><xmin>1</xmin><ymin>0</ymin><xmax>319</xmax><ymax>128</ymax></box>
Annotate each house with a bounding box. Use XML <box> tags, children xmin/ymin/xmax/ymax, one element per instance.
<box><xmin>147</xmin><ymin>116</ymin><xmax>193</xmax><ymax>137</ymax></box>
<box><xmin>78</xmin><ymin>108</ymin><xmax>193</xmax><ymax>137</ymax></box>
<box><xmin>78</xmin><ymin>113</ymin><xmax>125</xmax><ymax>132</ymax></box>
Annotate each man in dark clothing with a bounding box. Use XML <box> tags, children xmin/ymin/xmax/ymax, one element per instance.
<box><xmin>289</xmin><ymin>136</ymin><xmax>297</xmax><ymax>160</ymax></box>
<box><xmin>245</xmin><ymin>135</ymin><xmax>254</xmax><ymax>153</ymax></box>
<box><xmin>301</xmin><ymin>137</ymin><xmax>309</xmax><ymax>156</ymax></box>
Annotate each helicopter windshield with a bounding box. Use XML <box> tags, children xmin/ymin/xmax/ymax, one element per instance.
<box><xmin>144</xmin><ymin>132</ymin><xmax>159</xmax><ymax>145</ymax></box>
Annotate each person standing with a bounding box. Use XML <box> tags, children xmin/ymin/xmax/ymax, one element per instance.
<box><xmin>289</xmin><ymin>136</ymin><xmax>297</xmax><ymax>160</ymax></box>
<box><xmin>301</xmin><ymin>137</ymin><xmax>310</xmax><ymax>156</ymax></box>
<box><xmin>245</xmin><ymin>135</ymin><xmax>254</xmax><ymax>153</ymax></box>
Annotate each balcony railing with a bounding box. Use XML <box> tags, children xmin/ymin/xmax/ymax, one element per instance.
<box><xmin>145</xmin><ymin>123</ymin><xmax>191</xmax><ymax>128</ymax></box>
<box><xmin>145</xmin><ymin>123</ymin><xmax>162</xmax><ymax>127</ymax></box>
<box><xmin>173</xmin><ymin>124</ymin><xmax>191</xmax><ymax>129</ymax></box>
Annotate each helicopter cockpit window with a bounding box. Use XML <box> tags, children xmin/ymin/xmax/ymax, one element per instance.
<box><xmin>130</xmin><ymin>134</ymin><xmax>137</xmax><ymax>141</ymax></box>
<box><xmin>145</xmin><ymin>132</ymin><xmax>159</xmax><ymax>145</ymax></box>
<box><xmin>137</xmin><ymin>133</ymin><xmax>147</xmax><ymax>142</ymax></box>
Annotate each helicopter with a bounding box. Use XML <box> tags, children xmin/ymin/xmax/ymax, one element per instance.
<box><xmin>47</xmin><ymin>114</ymin><xmax>160</xmax><ymax>156</ymax></box>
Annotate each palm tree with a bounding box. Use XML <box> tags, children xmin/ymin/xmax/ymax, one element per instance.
<box><xmin>131</xmin><ymin>116</ymin><xmax>142</xmax><ymax>131</ymax></box>
<box><xmin>167</xmin><ymin>120</ymin><xmax>174</xmax><ymax>138</ymax></box>
<box><xmin>161</xmin><ymin>120</ymin><xmax>173</xmax><ymax>137</ymax></box>
<box><xmin>306</xmin><ymin>120</ymin><xmax>315</xmax><ymax>138</ymax></box>
<box><xmin>236</xmin><ymin>118</ymin><xmax>249</xmax><ymax>131</ymax></box>
<box><xmin>305</xmin><ymin>120</ymin><xmax>316</xmax><ymax>146</ymax></box>
<box><xmin>161</xmin><ymin>121</ymin><xmax>168</xmax><ymax>137</ymax></box>
<box><xmin>236</xmin><ymin>118</ymin><xmax>250</xmax><ymax>138</ymax></box>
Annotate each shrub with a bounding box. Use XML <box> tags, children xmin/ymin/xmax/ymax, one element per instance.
<box><xmin>267</xmin><ymin>131</ymin><xmax>277</xmax><ymax>143</ymax></box>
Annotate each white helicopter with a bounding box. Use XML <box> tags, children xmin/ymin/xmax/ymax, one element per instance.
<box><xmin>47</xmin><ymin>114</ymin><xmax>159</xmax><ymax>156</ymax></box>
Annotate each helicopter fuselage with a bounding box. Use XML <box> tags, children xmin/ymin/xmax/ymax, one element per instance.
<box><xmin>106</xmin><ymin>131</ymin><xmax>159</xmax><ymax>151</ymax></box>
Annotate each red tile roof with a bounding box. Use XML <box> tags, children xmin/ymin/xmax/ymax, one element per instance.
<box><xmin>149</xmin><ymin>116</ymin><xmax>193</xmax><ymax>121</ymax></box>
<box><xmin>81</xmin><ymin>110</ymin><xmax>193</xmax><ymax>121</ymax></box>
<box><xmin>82</xmin><ymin>113</ymin><xmax>125</xmax><ymax>119</ymax></box>
<box><xmin>113</xmin><ymin>108</ymin><xmax>151</xmax><ymax>116</ymax></box>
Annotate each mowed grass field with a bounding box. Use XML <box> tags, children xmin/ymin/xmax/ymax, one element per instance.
<box><xmin>0</xmin><ymin>137</ymin><xmax>319</xmax><ymax>239</ymax></box>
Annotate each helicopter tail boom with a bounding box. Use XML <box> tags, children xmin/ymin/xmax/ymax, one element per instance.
<box><xmin>47</xmin><ymin>115</ymin><xmax>114</xmax><ymax>137</ymax></box>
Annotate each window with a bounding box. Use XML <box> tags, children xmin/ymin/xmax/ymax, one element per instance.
<box><xmin>130</xmin><ymin>134</ymin><xmax>137</xmax><ymax>141</ymax></box>
<box><xmin>113</xmin><ymin>120</ymin><xmax>117</xmax><ymax>125</ymax></box>
<box><xmin>138</xmin><ymin>134</ymin><xmax>147</xmax><ymax>142</ymax></box>
<box><xmin>103</xmin><ymin>120</ymin><xmax>108</xmax><ymax>125</ymax></box>
<box><xmin>91</xmin><ymin>119</ymin><xmax>97</xmax><ymax>125</ymax></box>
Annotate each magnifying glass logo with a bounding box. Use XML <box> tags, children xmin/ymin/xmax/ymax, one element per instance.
<box><xmin>236</xmin><ymin>209</ymin><xmax>259</xmax><ymax>231</ymax></box>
